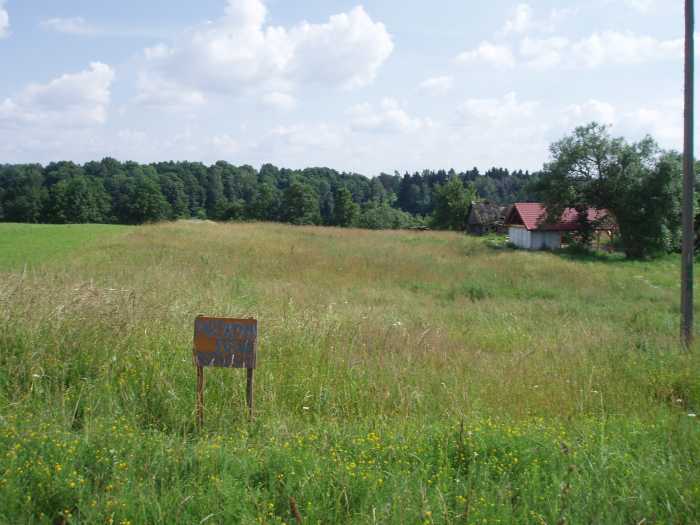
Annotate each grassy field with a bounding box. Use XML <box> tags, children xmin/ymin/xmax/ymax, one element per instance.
<box><xmin>1</xmin><ymin>221</ymin><xmax>699</xmax><ymax>524</ymax></box>
<box><xmin>0</xmin><ymin>224</ymin><xmax>130</xmax><ymax>271</ymax></box>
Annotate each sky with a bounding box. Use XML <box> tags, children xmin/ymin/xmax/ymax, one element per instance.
<box><xmin>0</xmin><ymin>0</ymin><xmax>691</xmax><ymax>175</ymax></box>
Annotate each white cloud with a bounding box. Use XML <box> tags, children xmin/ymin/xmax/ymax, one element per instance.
<box><xmin>0</xmin><ymin>62</ymin><xmax>115</xmax><ymax>126</ymax></box>
<box><xmin>501</xmin><ymin>3</ymin><xmax>534</xmax><ymax>35</ymax></box>
<box><xmin>562</xmin><ymin>100</ymin><xmax>618</xmax><ymax>127</ymax></box>
<box><xmin>134</xmin><ymin>72</ymin><xmax>206</xmax><ymax>110</ymax></box>
<box><xmin>624</xmin><ymin>98</ymin><xmax>682</xmax><ymax>148</ymax></box>
<box><xmin>210</xmin><ymin>134</ymin><xmax>241</xmax><ymax>154</ymax></box>
<box><xmin>448</xmin><ymin>92</ymin><xmax>550</xmax><ymax>171</ymax></box>
<box><xmin>571</xmin><ymin>31</ymin><xmax>682</xmax><ymax>68</ymax></box>
<box><xmin>0</xmin><ymin>0</ymin><xmax>9</xmax><ymax>38</ymax></box>
<box><xmin>456</xmin><ymin>41</ymin><xmax>515</xmax><ymax>69</ymax></box>
<box><xmin>349</xmin><ymin>98</ymin><xmax>425</xmax><ymax>133</ymax></box>
<box><xmin>520</xmin><ymin>37</ymin><xmax>570</xmax><ymax>69</ymax></box>
<box><xmin>418</xmin><ymin>76</ymin><xmax>453</xmax><ymax>96</ymax></box>
<box><xmin>558</xmin><ymin>97</ymin><xmax>683</xmax><ymax>151</ymax></box>
<box><xmin>290</xmin><ymin>6</ymin><xmax>394</xmax><ymax>89</ymax></box>
<box><xmin>268</xmin><ymin>123</ymin><xmax>345</xmax><ymax>152</ymax></box>
<box><xmin>140</xmin><ymin>0</ymin><xmax>393</xmax><ymax>110</ymax></box>
<box><xmin>506</xmin><ymin>31</ymin><xmax>682</xmax><ymax>70</ymax></box>
<box><xmin>40</xmin><ymin>17</ymin><xmax>99</xmax><ymax>36</ymax></box>
<box><xmin>260</xmin><ymin>91</ymin><xmax>297</xmax><ymax>111</ymax></box>
<box><xmin>458</xmin><ymin>92</ymin><xmax>539</xmax><ymax>124</ymax></box>
<box><xmin>0</xmin><ymin>63</ymin><xmax>115</xmax><ymax>163</ymax></box>
<box><xmin>620</xmin><ymin>0</ymin><xmax>657</xmax><ymax>13</ymax></box>
<box><xmin>499</xmin><ymin>4</ymin><xmax>577</xmax><ymax>36</ymax></box>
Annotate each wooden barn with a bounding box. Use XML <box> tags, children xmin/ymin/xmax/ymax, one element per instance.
<box><xmin>466</xmin><ymin>202</ymin><xmax>508</xmax><ymax>235</ymax></box>
<box><xmin>505</xmin><ymin>203</ymin><xmax>610</xmax><ymax>250</ymax></box>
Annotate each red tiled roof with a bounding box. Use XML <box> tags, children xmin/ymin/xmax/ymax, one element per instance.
<box><xmin>506</xmin><ymin>203</ymin><xmax>608</xmax><ymax>231</ymax></box>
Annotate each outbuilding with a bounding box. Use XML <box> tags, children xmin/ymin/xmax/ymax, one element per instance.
<box><xmin>505</xmin><ymin>203</ymin><xmax>608</xmax><ymax>250</ymax></box>
<box><xmin>466</xmin><ymin>201</ymin><xmax>508</xmax><ymax>235</ymax></box>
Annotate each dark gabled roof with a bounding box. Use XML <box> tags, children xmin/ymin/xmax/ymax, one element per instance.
<box><xmin>468</xmin><ymin>202</ymin><xmax>506</xmax><ymax>225</ymax></box>
<box><xmin>505</xmin><ymin>203</ymin><xmax>609</xmax><ymax>232</ymax></box>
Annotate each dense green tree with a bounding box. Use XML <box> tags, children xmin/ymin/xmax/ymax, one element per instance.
<box><xmin>0</xmin><ymin>165</ymin><xmax>46</xmax><ymax>223</ymax></box>
<box><xmin>431</xmin><ymin>177</ymin><xmax>476</xmax><ymax>231</ymax></box>
<box><xmin>537</xmin><ymin>123</ymin><xmax>683</xmax><ymax>258</ymax></box>
<box><xmin>333</xmin><ymin>186</ymin><xmax>360</xmax><ymax>227</ymax></box>
<box><xmin>204</xmin><ymin>170</ymin><xmax>227</xmax><ymax>219</ymax></box>
<box><xmin>247</xmin><ymin>183</ymin><xmax>281</xmax><ymax>221</ymax></box>
<box><xmin>46</xmin><ymin>176</ymin><xmax>110</xmax><ymax>224</ymax></box>
<box><xmin>357</xmin><ymin>201</ymin><xmax>423</xmax><ymax>230</ymax></box>
<box><xmin>126</xmin><ymin>174</ymin><xmax>171</xmax><ymax>224</ymax></box>
<box><xmin>159</xmin><ymin>174</ymin><xmax>189</xmax><ymax>219</ymax></box>
<box><xmin>282</xmin><ymin>182</ymin><xmax>321</xmax><ymax>225</ymax></box>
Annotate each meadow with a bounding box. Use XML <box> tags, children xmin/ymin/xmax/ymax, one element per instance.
<box><xmin>0</xmin><ymin>221</ymin><xmax>699</xmax><ymax>524</ymax></box>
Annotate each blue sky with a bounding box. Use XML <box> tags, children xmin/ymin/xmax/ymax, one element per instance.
<box><xmin>0</xmin><ymin>0</ymin><xmax>690</xmax><ymax>174</ymax></box>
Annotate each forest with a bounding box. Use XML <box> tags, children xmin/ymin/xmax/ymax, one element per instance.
<box><xmin>0</xmin><ymin>159</ymin><xmax>539</xmax><ymax>230</ymax></box>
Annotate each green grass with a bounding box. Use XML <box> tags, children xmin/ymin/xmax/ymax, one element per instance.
<box><xmin>0</xmin><ymin>223</ymin><xmax>130</xmax><ymax>271</ymax></box>
<box><xmin>1</xmin><ymin>221</ymin><xmax>699</xmax><ymax>524</ymax></box>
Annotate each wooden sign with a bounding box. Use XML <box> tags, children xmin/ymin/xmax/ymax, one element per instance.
<box><xmin>193</xmin><ymin>317</ymin><xmax>257</xmax><ymax>368</ymax></box>
<box><xmin>193</xmin><ymin>316</ymin><xmax>257</xmax><ymax>428</ymax></box>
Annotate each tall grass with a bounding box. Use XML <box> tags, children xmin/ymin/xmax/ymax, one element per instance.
<box><xmin>0</xmin><ymin>222</ymin><xmax>699</xmax><ymax>523</ymax></box>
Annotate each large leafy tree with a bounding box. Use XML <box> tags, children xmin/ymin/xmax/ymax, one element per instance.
<box><xmin>47</xmin><ymin>176</ymin><xmax>110</xmax><ymax>224</ymax></box>
<box><xmin>247</xmin><ymin>183</ymin><xmax>281</xmax><ymax>221</ymax></box>
<box><xmin>281</xmin><ymin>181</ymin><xmax>321</xmax><ymax>225</ymax></box>
<box><xmin>333</xmin><ymin>186</ymin><xmax>359</xmax><ymax>227</ymax></box>
<box><xmin>0</xmin><ymin>165</ymin><xmax>46</xmax><ymax>223</ymax></box>
<box><xmin>431</xmin><ymin>177</ymin><xmax>476</xmax><ymax>231</ymax></box>
<box><xmin>538</xmin><ymin>123</ymin><xmax>683</xmax><ymax>258</ymax></box>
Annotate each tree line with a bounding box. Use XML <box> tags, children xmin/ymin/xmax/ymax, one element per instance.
<box><xmin>0</xmin><ymin>159</ymin><xmax>539</xmax><ymax>230</ymax></box>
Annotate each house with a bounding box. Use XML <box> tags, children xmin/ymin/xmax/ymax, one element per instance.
<box><xmin>466</xmin><ymin>202</ymin><xmax>508</xmax><ymax>235</ymax></box>
<box><xmin>505</xmin><ymin>203</ymin><xmax>609</xmax><ymax>250</ymax></box>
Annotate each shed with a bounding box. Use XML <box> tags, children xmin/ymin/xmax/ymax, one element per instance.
<box><xmin>505</xmin><ymin>203</ymin><xmax>608</xmax><ymax>250</ymax></box>
<box><xmin>467</xmin><ymin>202</ymin><xmax>508</xmax><ymax>235</ymax></box>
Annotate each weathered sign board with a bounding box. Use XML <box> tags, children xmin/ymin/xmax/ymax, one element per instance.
<box><xmin>193</xmin><ymin>316</ymin><xmax>257</xmax><ymax>368</ymax></box>
<box><xmin>193</xmin><ymin>316</ymin><xmax>257</xmax><ymax>427</ymax></box>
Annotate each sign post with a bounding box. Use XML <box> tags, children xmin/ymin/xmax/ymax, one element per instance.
<box><xmin>193</xmin><ymin>316</ymin><xmax>257</xmax><ymax>428</ymax></box>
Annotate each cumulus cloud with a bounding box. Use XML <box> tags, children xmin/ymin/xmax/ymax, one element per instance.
<box><xmin>619</xmin><ymin>0</ymin><xmax>657</xmax><ymax>13</ymax></box>
<box><xmin>0</xmin><ymin>0</ymin><xmax>9</xmax><ymax>38</ymax></box>
<box><xmin>458</xmin><ymin>92</ymin><xmax>539</xmax><ymax>124</ymax></box>
<box><xmin>139</xmin><ymin>0</ymin><xmax>393</xmax><ymax>109</ymax></box>
<box><xmin>210</xmin><ymin>134</ymin><xmax>241</xmax><ymax>154</ymax></box>
<box><xmin>571</xmin><ymin>31</ymin><xmax>682</xmax><ymax>68</ymax></box>
<box><xmin>500</xmin><ymin>3</ymin><xmax>534</xmax><ymax>35</ymax></box>
<box><xmin>40</xmin><ymin>17</ymin><xmax>99</xmax><ymax>36</ymax></box>
<box><xmin>559</xmin><ymin>97</ymin><xmax>682</xmax><ymax>150</ymax></box>
<box><xmin>562</xmin><ymin>100</ymin><xmax>618</xmax><ymax>127</ymax></box>
<box><xmin>260</xmin><ymin>91</ymin><xmax>297</xmax><ymax>111</ymax></box>
<box><xmin>456</xmin><ymin>41</ymin><xmax>515</xmax><ymax>69</ymax></box>
<box><xmin>500</xmin><ymin>3</ymin><xmax>576</xmax><ymax>36</ymax></box>
<box><xmin>447</xmin><ymin>92</ymin><xmax>550</xmax><ymax>170</ymax></box>
<box><xmin>467</xmin><ymin>31</ymin><xmax>682</xmax><ymax>70</ymax></box>
<box><xmin>349</xmin><ymin>98</ymin><xmax>425</xmax><ymax>133</ymax></box>
<box><xmin>418</xmin><ymin>76</ymin><xmax>453</xmax><ymax>96</ymax></box>
<box><xmin>269</xmin><ymin>123</ymin><xmax>344</xmax><ymax>151</ymax></box>
<box><xmin>0</xmin><ymin>62</ymin><xmax>115</xmax><ymax>127</ymax></box>
<box><xmin>134</xmin><ymin>72</ymin><xmax>206</xmax><ymax>110</ymax></box>
<box><xmin>520</xmin><ymin>37</ymin><xmax>569</xmax><ymax>69</ymax></box>
<box><xmin>624</xmin><ymin>98</ymin><xmax>682</xmax><ymax>147</ymax></box>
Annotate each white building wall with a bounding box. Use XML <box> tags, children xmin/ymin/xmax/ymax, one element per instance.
<box><xmin>509</xmin><ymin>227</ymin><xmax>561</xmax><ymax>250</ymax></box>
<box><xmin>508</xmin><ymin>227</ymin><xmax>531</xmax><ymax>249</ymax></box>
<box><xmin>530</xmin><ymin>231</ymin><xmax>562</xmax><ymax>250</ymax></box>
